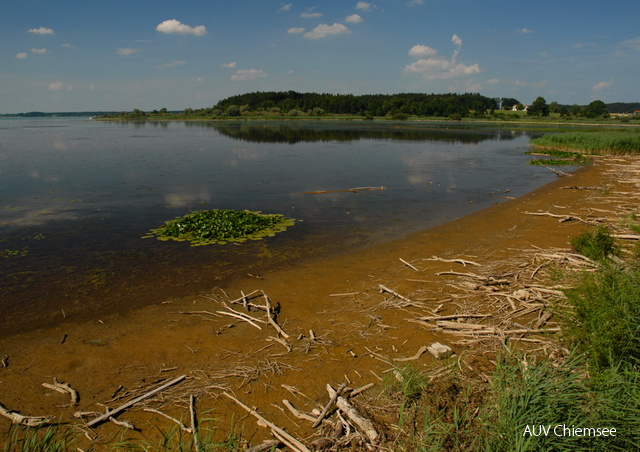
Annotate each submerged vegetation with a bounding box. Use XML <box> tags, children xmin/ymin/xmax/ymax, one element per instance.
<box><xmin>144</xmin><ymin>209</ymin><xmax>295</xmax><ymax>246</ymax></box>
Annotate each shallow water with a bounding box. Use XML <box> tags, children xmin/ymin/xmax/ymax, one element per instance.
<box><xmin>0</xmin><ymin>119</ymin><xmax>562</xmax><ymax>334</ymax></box>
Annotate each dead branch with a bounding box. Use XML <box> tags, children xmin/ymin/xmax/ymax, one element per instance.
<box><xmin>423</xmin><ymin>256</ymin><xmax>481</xmax><ymax>266</ymax></box>
<box><xmin>282</xmin><ymin>400</ymin><xmax>317</xmax><ymax>423</ymax></box>
<box><xmin>378</xmin><ymin>284</ymin><xmax>423</xmax><ymax>307</ymax></box>
<box><xmin>399</xmin><ymin>258</ymin><xmax>419</xmax><ymax>272</ymax></box>
<box><xmin>304</xmin><ymin>186</ymin><xmax>386</xmax><ymax>194</ymax></box>
<box><xmin>393</xmin><ymin>345</ymin><xmax>428</xmax><ymax>362</ymax></box>
<box><xmin>143</xmin><ymin>408</ymin><xmax>192</xmax><ymax>433</ymax></box>
<box><xmin>0</xmin><ymin>403</ymin><xmax>52</xmax><ymax>427</ymax></box>
<box><xmin>262</xmin><ymin>291</ymin><xmax>290</xmax><ymax>339</ymax></box>
<box><xmin>327</xmin><ymin>384</ymin><xmax>379</xmax><ymax>444</ymax></box>
<box><xmin>42</xmin><ymin>378</ymin><xmax>79</xmax><ymax>405</ymax></box>
<box><xmin>190</xmin><ymin>395</ymin><xmax>200</xmax><ymax>452</ymax></box>
<box><xmin>86</xmin><ymin>375</ymin><xmax>187</xmax><ymax>428</ymax></box>
<box><xmin>216</xmin><ymin>310</ymin><xmax>263</xmax><ymax>330</ymax></box>
<box><xmin>223</xmin><ymin>392</ymin><xmax>311</xmax><ymax>452</ymax></box>
<box><xmin>313</xmin><ymin>383</ymin><xmax>346</xmax><ymax>427</ymax></box>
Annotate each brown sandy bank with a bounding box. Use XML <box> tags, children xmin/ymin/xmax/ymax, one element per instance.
<box><xmin>1</xmin><ymin>155</ymin><xmax>639</xmax><ymax>449</ymax></box>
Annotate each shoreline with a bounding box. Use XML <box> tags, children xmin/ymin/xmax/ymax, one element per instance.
<box><xmin>0</xmin><ymin>156</ymin><xmax>636</xmax><ymax>447</ymax></box>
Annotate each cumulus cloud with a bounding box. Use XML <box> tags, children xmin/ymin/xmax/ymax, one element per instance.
<box><xmin>592</xmin><ymin>79</ymin><xmax>613</xmax><ymax>91</ymax></box>
<box><xmin>287</xmin><ymin>27</ymin><xmax>306</xmax><ymax>34</ymax></box>
<box><xmin>404</xmin><ymin>34</ymin><xmax>481</xmax><ymax>80</ymax></box>
<box><xmin>31</xmin><ymin>48</ymin><xmax>47</xmax><ymax>54</ymax></box>
<box><xmin>356</xmin><ymin>1</ymin><xmax>374</xmax><ymax>11</ymax></box>
<box><xmin>408</xmin><ymin>0</ymin><xmax>424</xmax><ymax>5</ymax></box>
<box><xmin>16</xmin><ymin>52</ymin><xmax>28</xmax><ymax>59</ymax></box>
<box><xmin>220</xmin><ymin>62</ymin><xmax>237</xmax><ymax>68</ymax></box>
<box><xmin>279</xmin><ymin>3</ymin><xmax>292</xmax><ymax>12</ymax></box>
<box><xmin>231</xmin><ymin>69</ymin><xmax>267</xmax><ymax>81</ymax></box>
<box><xmin>155</xmin><ymin>60</ymin><xmax>185</xmax><ymax>69</ymax></box>
<box><xmin>117</xmin><ymin>48</ymin><xmax>138</xmax><ymax>55</ymax></box>
<box><xmin>408</xmin><ymin>44</ymin><xmax>437</xmax><ymax>57</ymax></box>
<box><xmin>345</xmin><ymin>14</ymin><xmax>363</xmax><ymax>23</ymax></box>
<box><xmin>304</xmin><ymin>23</ymin><xmax>350</xmax><ymax>39</ymax></box>
<box><xmin>48</xmin><ymin>82</ymin><xmax>64</xmax><ymax>91</ymax></box>
<box><xmin>301</xmin><ymin>11</ymin><xmax>323</xmax><ymax>18</ymax></box>
<box><xmin>487</xmin><ymin>78</ymin><xmax>500</xmax><ymax>85</ymax></box>
<box><xmin>28</xmin><ymin>27</ymin><xmax>54</xmax><ymax>35</ymax></box>
<box><xmin>156</xmin><ymin>19</ymin><xmax>207</xmax><ymax>36</ymax></box>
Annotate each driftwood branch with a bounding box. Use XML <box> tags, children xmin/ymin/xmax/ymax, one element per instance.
<box><xmin>327</xmin><ymin>384</ymin><xmax>379</xmax><ymax>444</ymax></box>
<box><xmin>0</xmin><ymin>403</ymin><xmax>52</xmax><ymax>427</ymax></box>
<box><xmin>262</xmin><ymin>291</ymin><xmax>290</xmax><ymax>339</ymax></box>
<box><xmin>223</xmin><ymin>392</ymin><xmax>310</xmax><ymax>452</ymax></box>
<box><xmin>42</xmin><ymin>378</ymin><xmax>79</xmax><ymax>405</ymax></box>
<box><xmin>86</xmin><ymin>375</ymin><xmax>187</xmax><ymax>428</ymax></box>
<box><xmin>313</xmin><ymin>383</ymin><xmax>346</xmax><ymax>427</ymax></box>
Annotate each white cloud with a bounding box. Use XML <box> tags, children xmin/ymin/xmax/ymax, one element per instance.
<box><xmin>287</xmin><ymin>27</ymin><xmax>306</xmax><ymax>34</ymax></box>
<box><xmin>408</xmin><ymin>0</ymin><xmax>424</xmax><ymax>5</ymax></box>
<box><xmin>515</xmin><ymin>79</ymin><xmax>548</xmax><ymax>89</ymax></box>
<box><xmin>31</xmin><ymin>48</ymin><xmax>47</xmax><ymax>54</ymax></box>
<box><xmin>345</xmin><ymin>14</ymin><xmax>363</xmax><ymax>23</ymax></box>
<box><xmin>592</xmin><ymin>79</ymin><xmax>613</xmax><ymax>91</ymax></box>
<box><xmin>487</xmin><ymin>78</ymin><xmax>500</xmax><ymax>84</ymax></box>
<box><xmin>16</xmin><ymin>52</ymin><xmax>28</xmax><ymax>59</ymax></box>
<box><xmin>231</xmin><ymin>69</ymin><xmax>267</xmax><ymax>81</ymax></box>
<box><xmin>356</xmin><ymin>1</ymin><xmax>374</xmax><ymax>11</ymax></box>
<box><xmin>516</xmin><ymin>28</ymin><xmax>533</xmax><ymax>34</ymax></box>
<box><xmin>621</xmin><ymin>36</ymin><xmax>640</xmax><ymax>51</ymax></box>
<box><xmin>48</xmin><ymin>82</ymin><xmax>64</xmax><ymax>91</ymax></box>
<box><xmin>156</xmin><ymin>19</ymin><xmax>207</xmax><ymax>36</ymax></box>
<box><xmin>156</xmin><ymin>60</ymin><xmax>186</xmax><ymax>69</ymax></box>
<box><xmin>404</xmin><ymin>35</ymin><xmax>481</xmax><ymax>80</ymax></box>
<box><xmin>301</xmin><ymin>11</ymin><xmax>323</xmax><ymax>18</ymax></box>
<box><xmin>28</xmin><ymin>27</ymin><xmax>54</xmax><ymax>35</ymax></box>
<box><xmin>117</xmin><ymin>48</ymin><xmax>138</xmax><ymax>55</ymax></box>
<box><xmin>279</xmin><ymin>3</ymin><xmax>292</xmax><ymax>12</ymax></box>
<box><xmin>220</xmin><ymin>62</ymin><xmax>237</xmax><ymax>68</ymax></box>
<box><xmin>304</xmin><ymin>23</ymin><xmax>350</xmax><ymax>39</ymax></box>
<box><xmin>408</xmin><ymin>44</ymin><xmax>437</xmax><ymax>57</ymax></box>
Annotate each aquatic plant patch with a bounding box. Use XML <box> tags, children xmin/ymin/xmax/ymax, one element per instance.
<box><xmin>145</xmin><ymin>209</ymin><xmax>296</xmax><ymax>246</ymax></box>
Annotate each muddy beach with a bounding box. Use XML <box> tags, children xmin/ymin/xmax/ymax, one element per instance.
<box><xmin>1</xmin><ymin>155</ymin><xmax>638</xmax><ymax>449</ymax></box>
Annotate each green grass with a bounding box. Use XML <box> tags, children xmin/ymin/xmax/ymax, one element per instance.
<box><xmin>144</xmin><ymin>209</ymin><xmax>296</xmax><ymax>246</ymax></box>
<box><xmin>531</xmin><ymin>130</ymin><xmax>640</xmax><ymax>155</ymax></box>
<box><xmin>570</xmin><ymin>226</ymin><xmax>621</xmax><ymax>262</ymax></box>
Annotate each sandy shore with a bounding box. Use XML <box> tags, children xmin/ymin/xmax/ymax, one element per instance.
<box><xmin>1</xmin><ymin>155</ymin><xmax>638</xmax><ymax>448</ymax></box>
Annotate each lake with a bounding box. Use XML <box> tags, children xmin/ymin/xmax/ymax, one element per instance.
<box><xmin>0</xmin><ymin>118</ymin><xmax>561</xmax><ymax>334</ymax></box>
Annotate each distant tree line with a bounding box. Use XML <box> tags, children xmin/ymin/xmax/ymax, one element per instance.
<box><xmin>93</xmin><ymin>92</ymin><xmax>639</xmax><ymax>121</ymax></box>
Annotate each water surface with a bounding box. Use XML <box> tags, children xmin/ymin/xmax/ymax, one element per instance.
<box><xmin>0</xmin><ymin>119</ymin><xmax>561</xmax><ymax>334</ymax></box>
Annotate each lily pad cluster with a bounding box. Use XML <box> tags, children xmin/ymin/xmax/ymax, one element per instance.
<box><xmin>145</xmin><ymin>209</ymin><xmax>296</xmax><ymax>246</ymax></box>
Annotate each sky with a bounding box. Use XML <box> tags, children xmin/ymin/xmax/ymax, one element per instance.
<box><xmin>1</xmin><ymin>0</ymin><xmax>639</xmax><ymax>113</ymax></box>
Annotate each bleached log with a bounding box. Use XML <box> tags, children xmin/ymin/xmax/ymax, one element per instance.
<box><xmin>326</xmin><ymin>384</ymin><xmax>379</xmax><ymax>444</ymax></box>
<box><xmin>426</xmin><ymin>342</ymin><xmax>453</xmax><ymax>359</ymax></box>
<box><xmin>86</xmin><ymin>375</ymin><xmax>187</xmax><ymax>428</ymax></box>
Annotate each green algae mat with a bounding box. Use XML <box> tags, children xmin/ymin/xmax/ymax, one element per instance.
<box><xmin>145</xmin><ymin>209</ymin><xmax>296</xmax><ymax>246</ymax></box>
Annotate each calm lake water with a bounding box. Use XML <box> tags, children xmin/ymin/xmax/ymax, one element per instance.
<box><xmin>0</xmin><ymin>118</ymin><xmax>562</xmax><ymax>334</ymax></box>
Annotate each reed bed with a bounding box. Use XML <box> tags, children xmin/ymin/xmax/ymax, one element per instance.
<box><xmin>531</xmin><ymin>130</ymin><xmax>640</xmax><ymax>155</ymax></box>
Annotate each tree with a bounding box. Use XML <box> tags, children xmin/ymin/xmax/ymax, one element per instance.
<box><xmin>527</xmin><ymin>96</ymin><xmax>550</xmax><ymax>117</ymax></box>
<box><xmin>585</xmin><ymin>100</ymin><xmax>609</xmax><ymax>118</ymax></box>
<box><xmin>501</xmin><ymin>97</ymin><xmax>520</xmax><ymax>110</ymax></box>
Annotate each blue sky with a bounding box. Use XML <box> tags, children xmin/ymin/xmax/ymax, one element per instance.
<box><xmin>2</xmin><ymin>0</ymin><xmax>639</xmax><ymax>113</ymax></box>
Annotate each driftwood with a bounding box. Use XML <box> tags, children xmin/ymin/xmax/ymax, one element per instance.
<box><xmin>86</xmin><ymin>375</ymin><xmax>187</xmax><ymax>428</ymax></box>
<box><xmin>304</xmin><ymin>186</ymin><xmax>386</xmax><ymax>194</ymax></box>
<box><xmin>283</xmin><ymin>400</ymin><xmax>317</xmax><ymax>423</ymax></box>
<box><xmin>327</xmin><ymin>384</ymin><xmax>379</xmax><ymax>444</ymax></box>
<box><xmin>394</xmin><ymin>345</ymin><xmax>428</xmax><ymax>362</ymax></box>
<box><xmin>223</xmin><ymin>392</ymin><xmax>311</xmax><ymax>452</ymax></box>
<box><xmin>378</xmin><ymin>284</ymin><xmax>422</xmax><ymax>307</ymax></box>
<box><xmin>0</xmin><ymin>403</ymin><xmax>52</xmax><ymax>427</ymax></box>
<box><xmin>262</xmin><ymin>291</ymin><xmax>290</xmax><ymax>339</ymax></box>
<box><xmin>423</xmin><ymin>256</ymin><xmax>481</xmax><ymax>266</ymax></box>
<box><xmin>190</xmin><ymin>395</ymin><xmax>200</xmax><ymax>452</ymax></box>
<box><xmin>313</xmin><ymin>383</ymin><xmax>346</xmax><ymax>427</ymax></box>
<box><xmin>42</xmin><ymin>378</ymin><xmax>79</xmax><ymax>405</ymax></box>
<box><xmin>427</xmin><ymin>342</ymin><xmax>453</xmax><ymax>359</ymax></box>
<box><xmin>143</xmin><ymin>408</ymin><xmax>192</xmax><ymax>433</ymax></box>
<box><xmin>399</xmin><ymin>258</ymin><xmax>419</xmax><ymax>272</ymax></box>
